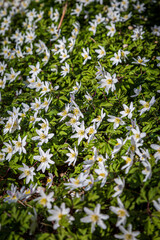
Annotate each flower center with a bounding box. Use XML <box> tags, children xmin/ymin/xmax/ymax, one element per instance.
<box><xmin>91</xmin><ymin>214</ymin><xmax>99</xmax><ymax>222</ymax></box>
<box><xmin>99</xmin><ymin>173</ymin><xmax>105</xmax><ymax>177</ymax></box>
<box><xmin>40</xmin><ymin>198</ymin><xmax>47</xmax><ymax>205</ymax></box>
<box><xmin>96</xmin><ymin>115</ymin><xmax>101</xmax><ymax>121</ymax></box>
<box><xmin>40</xmin><ymin>133</ymin><xmax>46</xmax><ymax>140</ymax></box>
<box><xmin>125</xmin><ymin>234</ymin><xmax>133</xmax><ymax>240</ymax></box>
<box><xmin>84</xmin><ymin>54</ymin><xmax>88</xmax><ymax>59</ymax></box>
<box><xmin>74</xmin><ymin>179</ymin><xmax>80</xmax><ymax>185</ymax></box>
<box><xmin>125</xmin><ymin>108</ymin><xmax>130</xmax><ymax>114</ymax></box>
<box><xmin>106</xmin><ymin>79</ymin><xmax>112</xmax><ymax>84</ymax></box>
<box><xmin>42</xmin><ymin>123</ymin><xmax>47</xmax><ymax>129</ymax></box>
<box><xmin>62</xmin><ymin>110</ymin><xmax>67</xmax><ymax>116</ymax></box>
<box><xmin>35</xmin><ymin>103</ymin><xmax>40</xmax><ymax>109</ymax></box>
<box><xmin>6</xmin><ymin>123</ymin><xmax>12</xmax><ymax>129</ymax></box>
<box><xmin>30</xmin><ymin>116</ymin><xmax>35</xmax><ymax>122</ymax></box>
<box><xmin>16</xmin><ymin>142</ymin><xmax>22</xmax><ymax>148</ymax></box>
<box><xmin>71</xmin><ymin>153</ymin><xmax>76</xmax><ymax>158</ymax></box>
<box><xmin>97</xmin><ymin>157</ymin><xmax>103</xmax><ymax>162</ymax></box>
<box><xmin>89</xmin><ymin>128</ymin><xmax>94</xmax><ymax>135</ymax></box>
<box><xmin>12</xmin><ymin>195</ymin><xmax>17</xmax><ymax>200</ymax></box>
<box><xmin>40</xmin><ymin>156</ymin><xmax>47</xmax><ymax>162</ymax></box>
<box><xmin>58</xmin><ymin>213</ymin><xmax>63</xmax><ymax>219</ymax></box>
<box><xmin>135</xmin><ymin>134</ymin><xmax>140</xmax><ymax>139</ymax></box>
<box><xmin>115</xmin><ymin>118</ymin><xmax>120</xmax><ymax>124</ymax></box>
<box><xmin>117</xmin><ymin>209</ymin><xmax>126</xmax><ymax>217</ymax></box>
<box><xmin>130</xmin><ymin>145</ymin><xmax>135</xmax><ymax>152</ymax></box>
<box><xmin>70</xmin><ymin>118</ymin><xmax>76</xmax><ymax>124</ymax></box>
<box><xmin>47</xmin><ymin>178</ymin><xmax>52</xmax><ymax>183</ymax></box>
<box><xmin>24</xmin><ymin>170</ymin><xmax>30</xmax><ymax>176</ymax></box>
<box><xmin>25</xmin><ymin>189</ymin><xmax>31</xmax><ymax>194</ymax></box>
<box><xmin>78</xmin><ymin>130</ymin><xmax>84</xmax><ymax>136</ymax></box>
<box><xmin>73</xmin><ymin>108</ymin><xmax>79</xmax><ymax>115</ymax></box>
<box><xmin>126</xmin><ymin>157</ymin><xmax>132</xmax><ymax>164</ymax></box>
<box><xmin>143</xmin><ymin>102</ymin><xmax>150</xmax><ymax>108</ymax></box>
<box><xmin>7</xmin><ymin>146</ymin><xmax>12</xmax><ymax>153</ymax></box>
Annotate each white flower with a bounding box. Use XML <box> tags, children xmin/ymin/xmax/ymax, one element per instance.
<box><xmin>92</xmin><ymin>108</ymin><xmax>106</xmax><ymax>129</ymax></box>
<box><xmin>121</xmin><ymin>153</ymin><xmax>134</xmax><ymax>174</ymax></box>
<box><xmin>151</xmin><ymin>141</ymin><xmax>160</xmax><ymax>163</ymax></box>
<box><xmin>131</xmin><ymin>26</ymin><xmax>145</xmax><ymax>41</ymax></box>
<box><xmin>151</xmin><ymin>25</ymin><xmax>160</xmax><ymax>36</ymax></box>
<box><xmin>31</xmin><ymin>127</ymin><xmax>54</xmax><ymax>146</ymax></box>
<box><xmin>34</xmin><ymin>147</ymin><xmax>54</xmax><ymax>173</ymax></box>
<box><xmin>4</xmin><ymin>184</ymin><xmax>20</xmax><ymax>203</ymax></box>
<box><xmin>70</xmin><ymin>81</ymin><xmax>81</xmax><ymax>94</ymax></box>
<box><xmin>95</xmin><ymin>45</ymin><xmax>106</xmax><ymax>59</ymax></box>
<box><xmin>106</xmin><ymin>22</ymin><xmax>116</xmax><ymax>37</ymax></box>
<box><xmin>0</xmin><ymin>61</ymin><xmax>7</xmax><ymax>75</ymax></box>
<box><xmin>42</xmin><ymin>97</ymin><xmax>52</xmax><ymax>112</ymax></box>
<box><xmin>81</xmin><ymin>47</ymin><xmax>91</xmax><ymax>65</ymax></box>
<box><xmin>139</xmin><ymin>96</ymin><xmax>156</xmax><ymax>115</ymax></box>
<box><xmin>29</xmin><ymin>62</ymin><xmax>41</xmax><ymax>76</ymax></box>
<box><xmin>18</xmin><ymin>163</ymin><xmax>36</xmax><ymax>184</ymax></box>
<box><xmin>40</xmin><ymin>81</ymin><xmax>52</xmax><ymax>96</ymax></box>
<box><xmin>120</xmin><ymin>49</ymin><xmax>130</xmax><ymax>61</ymax></box>
<box><xmin>141</xmin><ymin>160</ymin><xmax>152</xmax><ymax>182</ymax></box>
<box><xmin>12</xmin><ymin>135</ymin><xmax>27</xmax><ymax>155</ymax></box>
<box><xmin>65</xmin><ymin>146</ymin><xmax>78</xmax><ymax>166</ymax></box>
<box><xmin>136</xmin><ymin>148</ymin><xmax>150</xmax><ymax>162</ymax></box>
<box><xmin>89</xmin><ymin>21</ymin><xmax>97</xmax><ymax>35</ymax></box>
<box><xmin>2</xmin><ymin>140</ymin><xmax>14</xmax><ymax>161</ymax></box>
<box><xmin>132</xmin><ymin>56</ymin><xmax>149</xmax><ymax>66</ymax></box>
<box><xmin>5</xmin><ymin>67</ymin><xmax>21</xmax><ymax>83</ymax></box>
<box><xmin>98</xmin><ymin>72</ymin><xmax>118</xmax><ymax>94</ymax></box>
<box><xmin>110</xmin><ymin>50</ymin><xmax>122</xmax><ymax>66</ymax></box>
<box><xmin>81</xmin><ymin>204</ymin><xmax>109</xmax><ymax>233</ymax></box>
<box><xmin>51</xmin><ymin>9</ymin><xmax>59</xmax><ymax>22</ymax></box>
<box><xmin>35</xmin><ymin>190</ymin><xmax>54</xmax><ymax>209</ymax></box>
<box><xmin>131</xmin><ymin>85</ymin><xmax>142</xmax><ymax>97</ymax></box>
<box><xmin>95</xmin><ymin>13</ymin><xmax>105</xmax><ymax>24</ymax></box>
<box><xmin>110</xmin><ymin>197</ymin><xmax>129</xmax><ymax>227</ymax></box>
<box><xmin>85</xmin><ymin>91</ymin><xmax>93</xmax><ymax>101</ymax></box>
<box><xmin>71</xmin><ymin>3</ymin><xmax>83</xmax><ymax>17</ymax></box>
<box><xmin>46</xmin><ymin>173</ymin><xmax>54</xmax><ymax>188</ymax></box>
<box><xmin>59</xmin><ymin>49</ymin><xmax>70</xmax><ymax>63</ymax></box>
<box><xmin>115</xmin><ymin>224</ymin><xmax>140</xmax><ymax>239</ymax></box>
<box><xmin>111</xmin><ymin>138</ymin><xmax>124</xmax><ymax>158</ymax></box>
<box><xmin>61</xmin><ymin>62</ymin><xmax>70</xmax><ymax>77</ymax></box>
<box><xmin>86</xmin><ymin>122</ymin><xmax>97</xmax><ymax>143</ymax></box>
<box><xmin>112</xmin><ymin>176</ymin><xmax>125</xmax><ymax>198</ymax></box>
<box><xmin>131</xmin><ymin>125</ymin><xmax>146</xmax><ymax>143</ymax></box>
<box><xmin>57</xmin><ymin>104</ymin><xmax>70</xmax><ymax>122</ymax></box>
<box><xmin>25</xmin><ymin>30</ymin><xmax>36</xmax><ymax>43</ymax></box>
<box><xmin>64</xmin><ymin>172</ymin><xmax>89</xmax><ymax>190</ymax></box>
<box><xmin>0</xmin><ymin>76</ymin><xmax>6</xmax><ymax>89</ymax></box>
<box><xmin>48</xmin><ymin>203</ymin><xmax>74</xmax><ymax>229</ymax></box>
<box><xmin>66</xmin><ymin>114</ymin><xmax>80</xmax><ymax>130</ymax></box>
<box><xmin>71</xmin><ymin>121</ymin><xmax>88</xmax><ymax>145</ymax></box>
<box><xmin>95</xmin><ymin>162</ymin><xmax>108</xmax><ymax>187</ymax></box>
<box><xmin>120</xmin><ymin>102</ymin><xmax>135</xmax><ymax>119</ymax></box>
<box><xmin>107</xmin><ymin>115</ymin><xmax>125</xmax><ymax>129</ymax></box>
<box><xmin>153</xmin><ymin>198</ymin><xmax>160</xmax><ymax>211</ymax></box>
<box><xmin>133</xmin><ymin>1</ymin><xmax>146</xmax><ymax>13</ymax></box>
<box><xmin>3</xmin><ymin>117</ymin><xmax>14</xmax><ymax>135</ymax></box>
<box><xmin>31</xmin><ymin>97</ymin><xmax>42</xmax><ymax>112</ymax></box>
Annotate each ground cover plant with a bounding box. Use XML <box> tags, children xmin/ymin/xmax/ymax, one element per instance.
<box><xmin>0</xmin><ymin>0</ymin><xmax>160</xmax><ymax>239</ymax></box>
